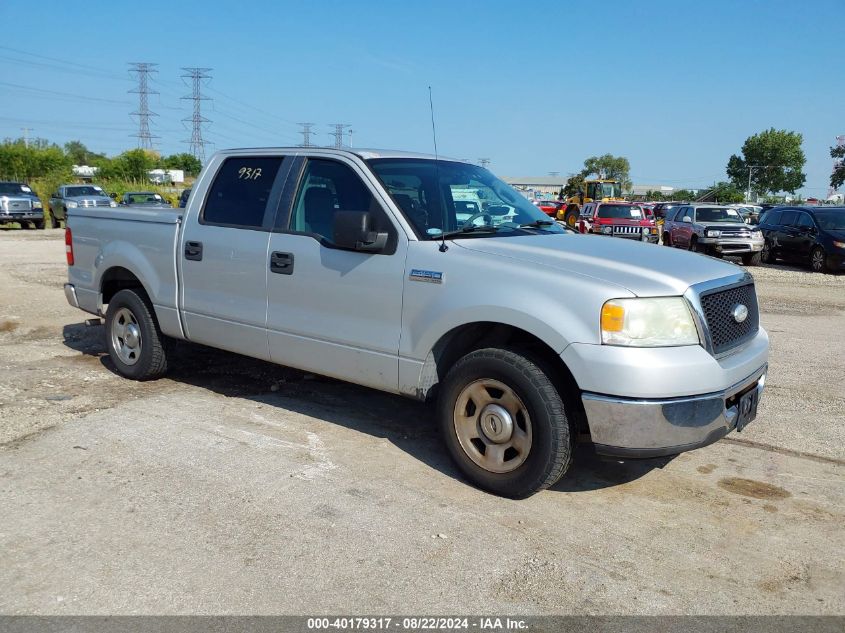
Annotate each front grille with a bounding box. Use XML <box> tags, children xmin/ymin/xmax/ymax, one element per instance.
<box><xmin>95</xmin><ymin>200</ymin><xmax>111</xmax><ymax>207</ymax></box>
<box><xmin>612</xmin><ymin>225</ymin><xmax>642</xmax><ymax>235</ymax></box>
<box><xmin>1</xmin><ymin>199</ymin><xmax>32</xmax><ymax>211</ymax></box>
<box><xmin>699</xmin><ymin>283</ymin><xmax>759</xmax><ymax>355</ymax></box>
<box><xmin>716</xmin><ymin>227</ymin><xmax>752</xmax><ymax>238</ymax></box>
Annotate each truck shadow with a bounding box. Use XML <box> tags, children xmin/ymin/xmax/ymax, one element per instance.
<box><xmin>62</xmin><ymin>322</ymin><xmax>672</xmax><ymax>495</ymax></box>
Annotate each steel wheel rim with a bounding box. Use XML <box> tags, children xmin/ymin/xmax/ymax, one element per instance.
<box><xmin>811</xmin><ymin>249</ymin><xmax>823</xmax><ymax>271</ymax></box>
<box><xmin>111</xmin><ymin>307</ymin><xmax>142</xmax><ymax>365</ymax></box>
<box><xmin>453</xmin><ymin>379</ymin><xmax>532</xmax><ymax>474</ymax></box>
<box><xmin>566</xmin><ymin>213</ymin><xmax>577</xmax><ymax>228</ymax></box>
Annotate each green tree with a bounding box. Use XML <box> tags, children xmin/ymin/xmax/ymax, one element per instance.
<box><xmin>580</xmin><ymin>154</ymin><xmax>631</xmax><ymax>190</ymax></box>
<box><xmin>562</xmin><ymin>174</ymin><xmax>586</xmax><ymax>198</ymax></box>
<box><xmin>162</xmin><ymin>153</ymin><xmax>202</xmax><ymax>176</ymax></box>
<box><xmin>64</xmin><ymin>140</ymin><xmax>105</xmax><ymax>166</ymax></box>
<box><xmin>708</xmin><ymin>181</ymin><xmax>745</xmax><ymax>203</ymax></box>
<box><xmin>726</xmin><ymin>128</ymin><xmax>806</xmax><ymax>197</ymax></box>
<box><xmin>0</xmin><ymin>138</ymin><xmax>69</xmax><ymax>180</ymax></box>
<box><xmin>672</xmin><ymin>189</ymin><xmax>697</xmax><ymax>201</ymax></box>
<box><xmin>98</xmin><ymin>149</ymin><xmax>158</xmax><ymax>181</ymax></box>
<box><xmin>830</xmin><ymin>144</ymin><xmax>845</xmax><ymax>191</ymax></box>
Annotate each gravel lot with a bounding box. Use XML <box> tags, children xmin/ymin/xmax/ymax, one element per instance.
<box><xmin>0</xmin><ymin>228</ymin><xmax>843</xmax><ymax>615</ymax></box>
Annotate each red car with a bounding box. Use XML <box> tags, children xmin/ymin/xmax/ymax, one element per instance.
<box><xmin>578</xmin><ymin>202</ymin><xmax>659</xmax><ymax>243</ymax></box>
<box><xmin>532</xmin><ymin>199</ymin><xmax>564</xmax><ymax>217</ymax></box>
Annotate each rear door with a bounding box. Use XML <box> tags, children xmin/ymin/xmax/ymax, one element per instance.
<box><xmin>793</xmin><ymin>212</ymin><xmax>817</xmax><ymax>262</ymax></box>
<box><xmin>179</xmin><ymin>153</ymin><xmax>290</xmax><ymax>361</ymax></box>
<box><xmin>776</xmin><ymin>210</ymin><xmax>799</xmax><ymax>260</ymax></box>
<box><xmin>673</xmin><ymin>206</ymin><xmax>693</xmax><ymax>246</ymax></box>
<box><xmin>265</xmin><ymin>154</ymin><xmax>408</xmax><ymax>392</ymax></box>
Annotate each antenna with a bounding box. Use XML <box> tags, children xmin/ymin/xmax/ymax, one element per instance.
<box><xmin>429</xmin><ymin>86</ymin><xmax>447</xmax><ymax>253</ymax></box>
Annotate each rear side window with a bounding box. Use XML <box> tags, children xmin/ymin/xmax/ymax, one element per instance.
<box><xmin>763</xmin><ymin>210</ymin><xmax>781</xmax><ymax>225</ymax></box>
<box><xmin>780</xmin><ymin>210</ymin><xmax>798</xmax><ymax>226</ymax></box>
<box><xmin>201</xmin><ymin>156</ymin><xmax>283</xmax><ymax>228</ymax></box>
<box><xmin>796</xmin><ymin>213</ymin><xmax>815</xmax><ymax>229</ymax></box>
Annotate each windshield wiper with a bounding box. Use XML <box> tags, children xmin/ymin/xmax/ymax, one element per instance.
<box><xmin>518</xmin><ymin>219</ymin><xmax>555</xmax><ymax>229</ymax></box>
<box><xmin>437</xmin><ymin>224</ymin><xmax>501</xmax><ymax>239</ymax></box>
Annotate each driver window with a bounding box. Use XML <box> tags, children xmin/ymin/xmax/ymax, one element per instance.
<box><xmin>796</xmin><ymin>213</ymin><xmax>814</xmax><ymax>229</ymax></box>
<box><xmin>289</xmin><ymin>158</ymin><xmax>387</xmax><ymax>242</ymax></box>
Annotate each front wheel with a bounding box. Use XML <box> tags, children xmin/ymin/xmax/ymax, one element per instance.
<box><xmin>105</xmin><ymin>289</ymin><xmax>170</xmax><ymax>380</ymax></box>
<box><xmin>663</xmin><ymin>232</ymin><xmax>672</xmax><ymax>247</ymax></box>
<box><xmin>761</xmin><ymin>239</ymin><xmax>773</xmax><ymax>263</ymax></box>
<box><xmin>810</xmin><ymin>246</ymin><xmax>829</xmax><ymax>273</ymax></box>
<box><xmin>689</xmin><ymin>236</ymin><xmax>700</xmax><ymax>253</ymax></box>
<box><xmin>33</xmin><ymin>220</ymin><xmax>45</xmax><ymax>230</ymax></box>
<box><xmin>50</xmin><ymin>211</ymin><xmax>60</xmax><ymax>229</ymax></box>
<box><xmin>437</xmin><ymin>348</ymin><xmax>573</xmax><ymax>498</ymax></box>
<box><xmin>742</xmin><ymin>252</ymin><xmax>761</xmax><ymax>266</ymax></box>
<box><xmin>562</xmin><ymin>206</ymin><xmax>580</xmax><ymax>229</ymax></box>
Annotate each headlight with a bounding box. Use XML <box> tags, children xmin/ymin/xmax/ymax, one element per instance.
<box><xmin>109</xmin><ymin>201</ymin><xmax>117</xmax><ymax>207</ymax></box>
<box><xmin>834</xmin><ymin>241</ymin><xmax>845</xmax><ymax>250</ymax></box>
<box><xmin>601</xmin><ymin>297</ymin><xmax>700</xmax><ymax>347</ymax></box>
<box><xmin>66</xmin><ymin>201</ymin><xmax>78</xmax><ymax>208</ymax></box>
<box><xmin>641</xmin><ymin>226</ymin><xmax>649</xmax><ymax>234</ymax></box>
<box><xmin>601</xmin><ymin>225</ymin><xmax>613</xmax><ymax>234</ymax></box>
<box><xmin>706</xmin><ymin>229</ymin><xmax>721</xmax><ymax>237</ymax></box>
<box><xmin>31</xmin><ymin>199</ymin><xmax>42</xmax><ymax>209</ymax></box>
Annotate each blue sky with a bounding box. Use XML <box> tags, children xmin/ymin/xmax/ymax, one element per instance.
<box><xmin>1</xmin><ymin>0</ymin><xmax>841</xmax><ymax>195</ymax></box>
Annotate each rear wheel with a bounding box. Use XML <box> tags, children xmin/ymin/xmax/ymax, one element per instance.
<box><xmin>437</xmin><ymin>347</ymin><xmax>573</xmax><ymax>498</ymax></box>
<box><xmin>689</xmin><ymin>236</ymin><xmax>700</xmax><ymax>253</ymax></box>
<box><xmin>663</xmin><ymin>232</ymin><xmax>672</xmax><ymax>247</ymax></box>
<box><xmin>33</xmin><ymin>220</ymin><xmax>45</xmax><ymax>230</ymax></box>
<box><xmin>105</xmin><ymin>289</ymin><xmax>170</xmax><ymax>380</ymax></box>
<box><xmin>810</xmin><ymin>246</ymin><xmax>829</xmax><ymax>273</ymax></box>
<box><xmin>50</xmin><ymin>211</ymin><xmax>60</xmax><ymax>229</ymax></box>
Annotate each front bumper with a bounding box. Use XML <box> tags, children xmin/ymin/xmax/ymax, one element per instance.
<box><xmin>698</xmin><ymin>236</ymin><xmax>764</xmax><ymax>255</ymax></box>
<box><xmin>582</xmin><ymin>364</ymin><xmax>767</xmax><ymax>458</ymax></box>
<box><xmin>0</xmin><ymin>210</ymin><xmax>43</xmax><ymax>223</ymax></box>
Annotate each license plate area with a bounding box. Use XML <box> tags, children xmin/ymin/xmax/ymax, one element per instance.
<box><xmin>734</xmin><ymin>387</ymin><xmax>759</xmax><ymax>431</ymax></box>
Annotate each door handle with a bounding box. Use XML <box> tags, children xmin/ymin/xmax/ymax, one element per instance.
<box><xmin>184</xmin><ymin>241</ymin><xmax>203</xmax><ymax>261</ymax></box>
<box><xmin>270</xmin><ymin>251</ymin><xmax>294</xmax><ymax>275</ymax></box>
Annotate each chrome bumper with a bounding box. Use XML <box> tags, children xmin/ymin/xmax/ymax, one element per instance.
<box><xmin>63</xmin><ymin>283</ymin><xmax>80</xmax><ymax>309</ymax></box>
<box><xmin>582</xmin><ymin>364</ymin><xmax>767</xmax><ymax>458</ymax></box>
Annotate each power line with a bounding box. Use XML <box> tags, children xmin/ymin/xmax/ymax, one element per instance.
<box><xmin>0</xmin><ymin>80</ymin><xmax>130</xmax><ymax>105</ymax></box>
<box><xmin>329</xmin><ymin>123</ymin><xmax>350</xmax><ymax>149</ymax></box>
<box><xmin>298</xmin><ymin>123</ymin><xmax>315</xmax><ymax>147</ymax></box>
<box><xmin>181</xmin><ymin>67</ymin><xmax>212</xmax><ymax>164</ymax></box>
<box><xmin>128</xmin><ymin>63</ymin><xmax>159</xmax><ymax>150</ymax></box>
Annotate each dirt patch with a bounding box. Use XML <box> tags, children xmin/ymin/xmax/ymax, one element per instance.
<box><xmin>697</xmin><ymin>464</ymin><xmax>716</xmax><ymax>474</ymax></box>
<box><xmin>0</xmin><ymin>320</ymin><xmax>19</xmax><ymax>332</ymax></box>
<box><xmin>717</xmin><ymin>477</ymin><xmax>791</xmax><ymax>500</ymax></box>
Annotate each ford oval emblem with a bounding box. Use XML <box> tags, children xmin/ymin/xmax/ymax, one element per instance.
<box><xmin>732</xmin><ymin>304</ymin><xmax>749</xmax><ymax>323</ymax></box>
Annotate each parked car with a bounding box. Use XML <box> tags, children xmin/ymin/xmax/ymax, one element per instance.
<box><xmin>0</xmin><ymin>181</ymin><xmax>45</xmax><ymax>229</ymax></box>
<box><xmin>64</xmin><ymin>147</ymin><xmax>769</xmax><ymax>498</ymax></box>
<box><xmin>758</xmin><ymin>206</ymin><xmax>845</xmax><ymax>273</ymax></box>
<box><xmin>533</xmin><ymin>199</ymin><xmax>564</xmax><ymax>217</ymax></box>
<box><xmin>120</xmin><ymin>192</ymin><xmax>172</xmax><ymax>208</ymax></box>
<box><xmin>49</xmin><ymin>184</ymin><xmax>116</xmax><ymax>228</ymax></box>
<box><xmin>662</xmin><ymin>204</ymin><xmax>764</xmax><ymax>266</ymax></box>
<box><xmin>578</xmin><ymin>202</ymin><xmax>659</xmax><ymax>243</ymax></box>
<box><xmin>178</xmin><ymin>188</ymin><xmax>192</xmax><ymax>208</ymax></box>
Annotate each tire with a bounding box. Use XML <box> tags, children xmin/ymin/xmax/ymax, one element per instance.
<box><xmin>761</xmin><ymin>239</ymin><xmax>773</xmax><ymax>264</ymax></box>
<box><xmin>689</xmin><ymin>236</ymin><xmax>700</xmax><ymax>253</ymax></box>
<box><xmin>437</xmin><ymin>347</ymin><xmax>573</xmax><ymax>498</ymax></box>
<box><xmin>663</xmin><ymin>232</ymin><xmax>672</xmax><ymax>247</ymax></box>
<box><xmin>105</xmin><ymin>288</ymin><xmax>170</xmax><ymax>380</ymax></box>
<box><xmin>33</xmin><ymin>220</ymin><xmax>45</xmax><ymax>230</ymax></box>
<box><xmin>22</xmin><ymin>222</ymin><xmax>32</xmax><ymax>230</ymax></box>
<box><xmin>742</xmin><ymin>252</ymin><xmax>761</xmax><ymax>266</ymax></box>
<box><xmin>810</xmin><ymin>246</ymin><xmax>829</xmax><ymax>273</ymax></box>
<box><xmin>563</xmin><ymin>206</ymin><xmax>579</xmax><ymax>229</ymax></box>
<box><xmin>50</xmin><ymin>211</ymin><xmax>60</xmax><ymax>229</ymax></box>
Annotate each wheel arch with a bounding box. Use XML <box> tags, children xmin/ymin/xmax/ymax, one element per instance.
<box><xmin>415</xmin><ymin>321</ymin><xmax>588</xmax><ymax>434</ymax></box>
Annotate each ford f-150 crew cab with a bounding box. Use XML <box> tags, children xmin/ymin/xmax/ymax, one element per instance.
<box><xmin>63</xmin><ymin>148</ymin><xmax>769</xmax><ymax>498</ymax></box>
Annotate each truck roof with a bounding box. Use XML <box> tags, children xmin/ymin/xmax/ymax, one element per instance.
<box><xmin>213</xmin><ymin>147</ymin><xmax>466</xmax><ymax>162</ymax></box>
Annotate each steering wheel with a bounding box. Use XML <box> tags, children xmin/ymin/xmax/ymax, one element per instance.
<box><xmin>461</xmin><ymin>211</ymin><xmax>494</xmax><ymax>227</ymax></box>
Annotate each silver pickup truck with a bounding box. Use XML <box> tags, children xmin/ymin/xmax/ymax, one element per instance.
<box><xmin>64</xmin><ymin>148</ymin><xmax>769</xmax><ymax>498</ymax></box>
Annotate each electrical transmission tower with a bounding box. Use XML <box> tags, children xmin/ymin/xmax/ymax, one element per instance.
<box><xmin>128</xmin><ymin>62</ymin><xmax>159</xmax><ymax>149</ymax></box>
<box><xmin>479</xmin><ymin>158</ymin><xmax>491</xmax><ymax>168</ymax></box>
<box><xmin>298</xmin><ymin>123</ymin><xmax>315</xmax><ymax>147</ymax></box>
<box><xmin>181</xmin><ymin>67</ymin><xmax>212</xmax><ymax>163</ymax></box>
<box><xmin>329</xmin><ymin>123</ymin><xmax>350</xmax><ymax>149</ymax></box>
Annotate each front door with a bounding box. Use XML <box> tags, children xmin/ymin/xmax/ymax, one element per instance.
<box><xmin>265</xmin><ymin>155</ymin><xmax>407</xmax><ymax>392</ymax></box>
<box><xmin>179</xmin><ymin>154</ymin><xmax>289</xmax><ymax>361</ymax></box>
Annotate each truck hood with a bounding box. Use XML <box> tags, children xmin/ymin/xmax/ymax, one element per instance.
<box><xmin>454</xmin><ymin>233</ymin><xmax>743</xmax><ymax>297</ymax></box>
<box><xmin>67</xmin><ymin>196</ymin><xmax>111</xmax><ymax>202</ymax></box>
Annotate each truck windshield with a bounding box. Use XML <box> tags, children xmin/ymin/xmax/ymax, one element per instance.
<box><xmin>66</xmin><ymin>186</ymin><xmax>104</xmax><ymax>197</ymax></box>
<box><xmin>696</xmin><ymin>207</ymin><xmax>743</xmax><ymax>223</ymax></box>
<box><xmin>597</xmin><ymin>205</ymin><xmax>643</xmax><ymax>219</ymax></box>
<box><xmin>368</xmin><ymin>158</ymin><xmax>564</xmax><ymax>239</ymax></box>
<box><xmin>0</xmin><ymin>183</ymin><xmax>32</xmax><ymax>195</ymax></box>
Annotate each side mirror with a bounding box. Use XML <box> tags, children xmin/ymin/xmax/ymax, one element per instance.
<box><xmin>682</xmin><ymin>216</ymin><xmax>692</xmax><ymax>223</ymax></box>
<box><xmin>333</xmin><ymin>211</ymin><xmax>388</xmax><ymax>253</ymax></box>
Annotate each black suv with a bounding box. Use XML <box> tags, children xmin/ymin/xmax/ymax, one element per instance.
<box><xmin>758</xmin><ymin>206</ymin><xmax>845</xmax><ymax>273</ymax></box>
